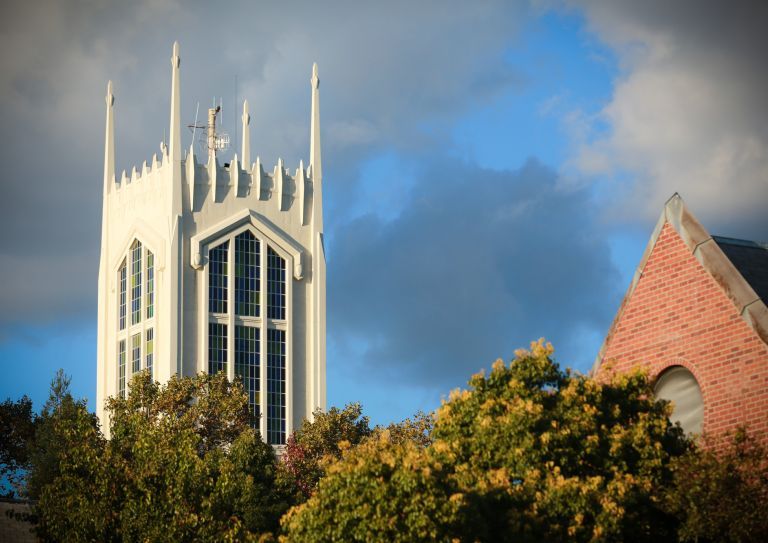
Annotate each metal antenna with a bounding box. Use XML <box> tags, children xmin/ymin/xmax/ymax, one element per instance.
<box><xmin>191</xmin><ymin>102</ymin><xmax>200</xmax><ymax>148</ymax></box>
<box><xmin>187</xmin><ymin>102</ymin><xmax>206</xmax><ymax>155</ymax></box>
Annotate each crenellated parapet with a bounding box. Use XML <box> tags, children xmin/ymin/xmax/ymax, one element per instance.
<box><xmin>183</xmin><ymin>150</ymin><xmax>317</xmax><ymax>226</ymax></box>
<box><xmin>113</xmin><ymin>151</ymin><xmax>166</xmax><ymax>190</ymax></box>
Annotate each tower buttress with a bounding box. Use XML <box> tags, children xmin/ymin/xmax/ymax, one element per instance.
<box><xmin>166</xmin><ymin>41</ymin><xmax>183</xmax><ymax>377</ymax></box>
<box><xmin>97</xmin><ymin>80</ymin><xmax>115</xmax><ymax>424</ymax></box>
<box><xmin>309</xmin><ymin>63</ymin><xmax>326</xmax><ymax>414</ymax></box>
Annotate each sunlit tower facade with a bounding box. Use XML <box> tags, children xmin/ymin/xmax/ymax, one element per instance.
<box><xmin>96</xmin><ymin>42</ymin><xmax>326</xmax><ymax>446</ymax></box>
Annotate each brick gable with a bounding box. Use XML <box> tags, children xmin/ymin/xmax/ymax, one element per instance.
<box><xmin>597</xmin><ymin>221</ymin><xmax>768</xmax><ymax>443</ymax></box>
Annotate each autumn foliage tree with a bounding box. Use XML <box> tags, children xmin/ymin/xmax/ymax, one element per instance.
<box><xmin>282</xmin><ymin>339</ymin><xmax>689</xmax><ymax>542</ymax></box>
<box><xmin>280</xmin><ymin>403</ymin><xmax>372</xmax><ymax>499</ymax></box>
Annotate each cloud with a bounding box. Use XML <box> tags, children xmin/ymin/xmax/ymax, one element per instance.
<box><xmin>0</xmin><ymin>0</ymin><xmax>528</xmax><ymax>329</ymax></box>
<box><xmin>563</xmin><ymin>0</ymin><xmax>768</xmax><ymax>238</ymax></box>
<box><xmin>329</xmin><ymin>157</ymin><xmax>622</xmax><ymax>389</ymax></box>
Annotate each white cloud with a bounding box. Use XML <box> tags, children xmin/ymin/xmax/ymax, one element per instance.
<box><xmin>565</xmin><ymin>0</ymin><xmax>768</xmax><ymax>235</ymax></box>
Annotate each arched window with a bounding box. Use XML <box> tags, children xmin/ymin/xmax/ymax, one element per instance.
<box><xmin>116</xmin><ymin>239</ymin><xmax>156</xmax><ymax>398</ymax></box>
<box><xmin>654</xmin><ymin>366</ymin><xmax>704</xmax><ymax>436</ymax></box>
<box><xmin>206</xmin><ymin>228</ymin><xmax>288</xmax><ymax>445</ymax></box>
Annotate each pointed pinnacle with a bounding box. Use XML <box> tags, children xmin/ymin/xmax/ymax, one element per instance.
<box><xmin>171</xmin><ymin>41</ymin><xmax>180</xmax><ymax>67</ymax></box>
<box><xmin>311</xmin><ymin>63</ymin><xmax>320</xmax><ymax>89</ymax></box>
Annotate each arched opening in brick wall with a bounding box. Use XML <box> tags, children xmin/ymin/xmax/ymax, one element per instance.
<box><xmin>654</xmin><ymin>366</ymin><xmax>704</xmax><ymax>436</ymax></box>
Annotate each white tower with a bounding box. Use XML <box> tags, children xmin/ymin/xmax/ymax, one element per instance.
<box><xmin>96</xmin><ymin>42</ymin><xmax>326</xmax><ymax>446</ymax></box>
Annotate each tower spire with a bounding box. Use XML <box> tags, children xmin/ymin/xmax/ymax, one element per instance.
<box><xmin>241</xmin><ymin>99</ymin><xmax>251</xmax><ymax>169</ymax></box>
<box><xmin>104</xmin><ymin>80</ymin><xmax>115</xmax><ymax>192</ymax></box>
<box><xmin>168</xmin><ymin>41</ymin><xmax>182</xmax><ymax>214</ymax></box>
<box><xmin>310</xmin><ymin>63</ymin><xmax>322</xmax><ymax>231</ymax></box>
<box><xmin>169</xmin><ymin>41</ymin><xmax>181</xmax><ymax>162</ymax></box>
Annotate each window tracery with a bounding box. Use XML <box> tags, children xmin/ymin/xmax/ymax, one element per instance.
<box><xmin>206</xmin><ymin>228</ymin><xmax>289</xmax><ymax>445</ymax></box>
<box><xmin>116</xmin><ymin>239</ymin><xmax>156</xmax><ymax>397</ymax></box>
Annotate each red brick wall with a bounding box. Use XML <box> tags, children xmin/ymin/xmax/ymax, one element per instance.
<box><xmin>597</xmin><ymin>222</ymin><xmax>768</xmax><ymax>444</ymax></box>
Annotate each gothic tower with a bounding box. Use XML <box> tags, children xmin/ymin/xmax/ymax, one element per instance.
<box><xmin>96</xmin><ymin>42</ymin><xmax>326</xmax><ymax>446</ymax></box>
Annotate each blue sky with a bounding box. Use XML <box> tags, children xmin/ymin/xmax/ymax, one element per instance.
<box><xmin>0</xmin><ymin>1</ymin><xmax>766</xmax><ymax>427</ymax></box>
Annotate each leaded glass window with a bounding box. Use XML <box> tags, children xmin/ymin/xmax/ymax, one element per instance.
<box><xmin>267</xmin><ymin>248</ymin><xmax>286</xmax><ymax>320</ymax></box>
<box><xmin>267</xmin><ymin>328</ymin><xmax>286</xmax><ymax>445</ymax></box>
<box><xmin>146</xmin><ymin>251</ymin><xmax>154</xmax><ymax>319</ymax></box>
<box><xmin>119</xmin><ymin>261</ymin><xmax>127</xmax><ymax>330</ymax></box>
<box><xmin>206</xmin><ymin>231</ymin><xmax>292</xmax><ymax>445</ymax></box>
<box><xmin>209</xmin><ymin>242</ymin><xmax>229</xmax><ymax>314</ymax></box>
<box><xmin>118</xmin><ymin>339</ymin><xmax>126</xmax><ymax>399</ymax></box>
<box><xmin>235</xmin><ymin>325</ymin><xmax>260</xmax><ymax>425</ymax></box>
<box><xmin>117</xmin><ymin>240</ymin><xmax>155</xmax><ymax>399</ymax></box>
<box><xmin>235</xmin><ymin>232</ymin><xmax>260</xmax><ymax>317</ymax></box>
<box><xmin>208</xmin><ymin>322</ymin><xmax>228</xmax><ymax>375</ymax></box>
<box><xmin>145</xmin><ymin>328</ymin><xmax>154</xmax><ymax>379</ymax></box>
<box><xmin>131</xmin><ymin>333</ymin><xmax>141</xmax><ymax>375</ymax></box>
<box><xmin>130</xmin><ymin>240</ymin><xmax>142</xmax><ymax>325</ymax></box>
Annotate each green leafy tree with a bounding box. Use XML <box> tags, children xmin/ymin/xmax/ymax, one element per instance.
<box><xmin>0</xmin><ymin>395</ymin><xmax>36</xmax><ymax>498</ymax></box>
<box><xmin>30</xmin><ymin>370</ymin><xmax>290</xmax><ymax>542</ymax></box>
<box><xmin>27</xmin><ymin>370</ymin><xmax>108</xmax><ymax>539</ymax></box>
<box><xmin>664</xmin><ymin>428</ymin><xmax>768</xmax><ymax>542</ymax></box>
<box><xmin>282</xmin><ymin>339</ymin><xmax>689</xmax><ymax>542</ymax></box>
<box><xmin>280</xmin><ymin>403</ymin><xmax>372</xmax><ymax>499</ymax></box>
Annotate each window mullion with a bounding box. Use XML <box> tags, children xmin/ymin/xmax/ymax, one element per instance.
<box><xmin>259</xmin><ymin>237</ymin><xmax>267</xmax><ymax>440</ymax></box>
<box><xmin>285</xmin><ymin>253</ymin><xmax>292</xmax><ymax>441</ymax></box>
<box><xmin>227</xmin><ymin>236</ymin><xmax>235</xmax><ymax>382</ymax></box>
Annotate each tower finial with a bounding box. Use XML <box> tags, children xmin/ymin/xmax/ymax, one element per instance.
<box><xmin>104</xmin><ymin>80</ymin><xmax>115</xmax><ymax>191</ymax></box>
<box><xmin>241</xmin><ymin>99</ymin><xmax>251</xmax><ymax>169</ymax></box>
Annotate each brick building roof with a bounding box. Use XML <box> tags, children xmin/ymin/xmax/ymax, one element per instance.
<box><xmin>714</xmin><ymin>236</ymin><xmax>768</xmax><ymax>303</ymax></box>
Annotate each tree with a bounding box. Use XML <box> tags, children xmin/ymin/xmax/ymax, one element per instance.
<box><xmin>30</xmin><ymin>370</ymin><xmax>290</xmax><ymax>542</ymax></box>
<box><xmin>0</xmin><ymin>395</ymin><xmax>36</xmax><ymax>498</ymax></box>
<box><xmin>374</xmin><ymin>411</ymin><xmax>433</xmax><ymax>447</ymax></box>
<box><xmin>280</xmin><ymin>403</ymin><xmax>372</xmax><ymax>500</ymax></box>
<box><xmin>26</xmin><ymin>369</ymin><xmax>107</xmax><ymax>539</ymax></box>
<box><xmin>664</xmin><ymin>428</ymin><xmax>768</xmax><ymax>542</ymax></box>
<box><xmin>281</xmin><ymin>428</ymin><xmax>458</xmax><ymax>542</ymax></box>
<box><xmin>282</xmin><ymin>339</ymin><xmax>690</xmax><ymax>542</ymax></box>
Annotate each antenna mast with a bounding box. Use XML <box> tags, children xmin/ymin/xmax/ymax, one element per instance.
<box><xmin>203</xmin><ymin>103</ymin><xmax>229</xmax><ymax>160</ymax></box>
<box><xmin>186</xmin><ymin>98</ymin><xmax>229</xmax><ymax>160</ymax></box>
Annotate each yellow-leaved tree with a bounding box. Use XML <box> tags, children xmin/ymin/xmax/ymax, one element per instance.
<box><xmin>282</xmin><ymin>339</ymin><xmax>689</xmax><ymax>542</ymax></box>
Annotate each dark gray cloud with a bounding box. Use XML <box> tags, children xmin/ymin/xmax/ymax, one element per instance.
<box><xmin>0</xmin><ymin>0</ymin><xmax>526</xmax><ymax>328</ymax></box>
<box><xmin>561</xmin><ymin>0</ymin><xmax>768</xmax><ymax>237</ymax></box>
<box><xmin>329</xmin><ymin>157</ymin><xmax>622</xmax><ymax>388</ymax></box>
